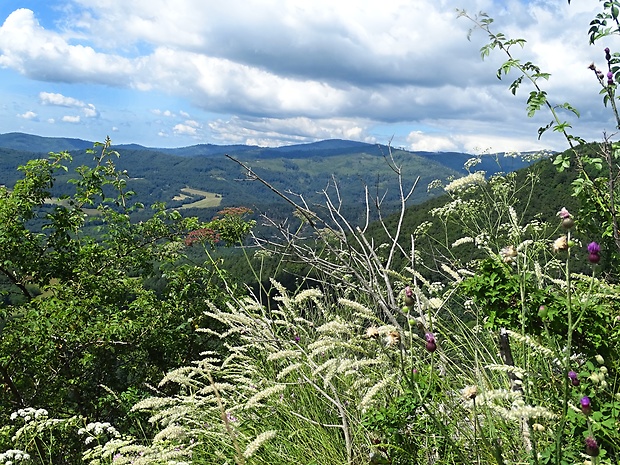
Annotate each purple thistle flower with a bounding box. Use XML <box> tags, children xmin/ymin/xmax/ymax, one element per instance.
<box><xmin>585</xmin><ymin>436</ymin><xmax>600</xmax><ymax>457</ymax></box>
<box><xmin>588</xmin><ymin>241</ymin><xmax>601</xmax><ymax>264</ymax></box>
<box><xmin>608</xmin><ymin>71</ymin><xmax>615</xmax><ymax>85</ymax></box>
<box><xmin>605</xmin><ymin>47</ymin><xmax>612</xmax><ymax>61</ymax></box>
<box><xmin>568</xmin><ymin>370</ymin><xmax>580</xmax><ymax>386</ymax></box>
<box><xmin>557</xmin><ymin>207</ymin><xmax>571</xmax><ymax>219</ymax></box>
<box><xmin>425</xmin><ymin>332</ymin><xmax>437</xmax><ymax>353</ymax></box>
<box><xmin>581</xmin><ymin>396</ymin><xmax>592</xmax><ymax>415</ymax></box>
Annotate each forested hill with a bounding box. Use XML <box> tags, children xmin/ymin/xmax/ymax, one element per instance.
<box><xmin>0</xmin><ymin>132</ymin><xmax>538</xmax><ymax>222</ymax></box>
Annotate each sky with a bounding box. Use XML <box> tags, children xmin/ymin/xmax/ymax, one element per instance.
<box><xmin>0</xmin><ymin>0</ymin><xmax>616</xmax><ymax>152</ymax></box>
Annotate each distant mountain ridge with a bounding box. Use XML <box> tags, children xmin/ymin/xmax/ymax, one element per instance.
<box><xmin>0</xmin><ymin>132</ymin><xmax>372</xmax><ymax>157</ymax></box>
<box><xmin>0</xmin><ymin>132</ymin><xmax>542</xmax><ymax>224</ymax></box>
<box><xmin>0</xmin><ymin>132</ymin><xmax>538</xmax><ymax>169</ymax></box>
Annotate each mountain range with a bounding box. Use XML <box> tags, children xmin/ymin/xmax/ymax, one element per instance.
<box><xmin>0</xmin><ymin>132</ymin><xmax>540</xmax><ymax>222</ymax></box>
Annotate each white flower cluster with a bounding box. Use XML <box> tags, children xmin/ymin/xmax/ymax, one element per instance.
<box><xmin>413</xmin><ymin>220</ymin><xmax>433</xmax><ymax>236</ymax></box>
<box><xmin>463</xmin><ymin>157</ymin><xmax>482</xmax><ymax>171</ymax></box>
<box><xmin>444</xmin><ymin>171</ymin><xmax>486</xmax><ymax>193</ymax></box>
<box><xmin>10</xmin><ymin>408</ymin><xmax>47</xmax><ymax>423</ymax></box>
<box><xmin>0</xmin><ymin>449</ymin><xmax>30</xmax><ymax>464</ymax></box>
<box><xmin>78</xmin><ymin>421</ymin><xmax>121</xmax><ymax>445</ymax></box>
<box><xmin>474</xmin><ymin>233</ymin><xmax>490</xmax><ymax>249</ymax></box>
<box><xmin>430</xmin><ymin>198</ymin><xmax>473</xmax><ymax>220</ymax></box>
<box><xmin>426</xmin><ymin>178</ymin><xmax>443</xmax><ymax>191</ymax></box>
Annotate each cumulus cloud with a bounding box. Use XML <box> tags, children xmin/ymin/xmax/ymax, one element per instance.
<box><xmin>0</xmin><ymin>2</ymin><xmax>611</xmax><ymax>149</ymax></box>
<box><xmin>39</xmin><ymin>91</ymin><xmax>99</xmax><ymax>118</ymax></box>
<box><xmin>18</xmin><ymin>110</ymin><xmax>38</xmax><ymax>120</ymax></box>
<box><xmin>62</xmin><ymin>115</ymin><xmax>81</xmax><ymax>123</ymax></box>
<box><xmin>208</xmin><ymin>116</ymin><xmax>374</xmax><ymax>147</ymax></box>
<box><xmin>40</xmin><ymin>91</ymin><xmax>84</xmax><ymax>107</ymax></box>
<box><xmin>152</xmin><ymin>109</ymin><xmax>175</xmax><ymax>117</ymax></box>
<box><xmin>173</xmin><ymin>123</ymin><xmax>198</xmax><ymax>136</ymax></box>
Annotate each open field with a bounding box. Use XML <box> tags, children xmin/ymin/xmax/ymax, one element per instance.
<box><xmin>176</xmin><ymin>187</ymin><xmax>222</xmax><ymax>209</ymax></box>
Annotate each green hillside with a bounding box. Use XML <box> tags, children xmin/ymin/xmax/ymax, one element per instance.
<box><xmin>0</xmin><ymin>133</ymin><xmax>537</xmax><ymax>227</ymax></box>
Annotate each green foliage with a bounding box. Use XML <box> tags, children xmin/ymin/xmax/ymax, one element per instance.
<box><xmin>0</xmin><ymin>138</ymin><xmax>255</xmax><ymax>464</ymax></box>
<box><xmin>6</xmin><ymin>3</ymin><xmax>620</xmax><ymax>464</ymax></box>
<box><xmin>460</xmin><ymin>257</ymin><xmax>546</xmax><ymax>329</ymax></box>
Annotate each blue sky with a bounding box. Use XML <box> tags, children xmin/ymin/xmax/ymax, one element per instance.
<box><xmin>0</xmin><ymin>0</ymin><xmax>615</xmax><ymax>151</ymax></box>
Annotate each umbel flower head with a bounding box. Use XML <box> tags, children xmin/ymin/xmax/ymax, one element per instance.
<box><xmin>385</xmin><ymin>331</ymin><xmax>401</xmax><ymax>347</ymax></box>
<box><xmin>500</xmin><ymin>245</ymin><xmax>517</xmax><ymax>263</ymax></box>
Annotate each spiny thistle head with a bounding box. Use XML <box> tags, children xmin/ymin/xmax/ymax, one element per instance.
<box><xmin>585</xmin><ymin>436</ymin><xmax>600</xmax><ymax>457</ymax></box>
<box><xmin>404</xmin><ymin>285</ymin><xmax>415</xmax><ymax>306</ymax></box>
<box><xmin>587</xmin><ymin>241</ymin><xmax>601</xmax><ymax>263</ymax></box>
<box><xmin>425</xmin><ymin>332</ymin><xmax>437</xmax><ymax>353</ymax></box>
<box><xmin>557</xmin><ymin>207</ymin><xmax>574</xmax><ymax>228</ymax></box>
<box><xmin>581</xmin><ymin>396</ymin><xmax>592</xmax><ymax>415</ymax></box>
<box><xmin>568</xmin><ymin>370</ymin><xmax>580</xmax><ymax>386</ymax></box>
<box><xmin>552</xmin><ymin>236</ymin><xmax>568</xmax><ymax>253</ymax></box>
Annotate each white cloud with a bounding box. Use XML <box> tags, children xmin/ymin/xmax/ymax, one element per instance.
<box><xmin>40</xmin><ymin>91</ymin><xmax>84</xmax><ymax>107</ymax></box>
<box><xmin>208</xmin><ymin>116</ymin><xmax>374</xmax><ymax>146</ymax></box>
<box><xmin>39</xmin><ymin>91</ymin><xmax>99</xmax><ymax>118</ymax></box>
<box><xmin>0</xmin><ymin>2</ymin><xmax>612</xmax><ymax>149</ymax></box>
<box><xmin>407</xmin><ymin>131</ymin><xmax>459</xmax><ymax>152</ymax></box>
<box><xmin>152</xmin><ymin>109</ymin><xmax>174</xmax><ymax>117</ymax></box>
<box><xmin>82</xmin><ymin>103</ymin><xmax>98</xmax><ymax>117</ymax></box>
<box><xmin>172</xmin><ymin>123</ymin><xmax>197</xmax><ymax>135</ymax></box>
<box><xmin>62</xmin><ymin>115</ymin><xmax>81</xmax><ymax>123</ymax></box>
<box><xmin>18</xmin><ymin>110</ymin><xmax>37</xmax><ymax>120</ymax></box>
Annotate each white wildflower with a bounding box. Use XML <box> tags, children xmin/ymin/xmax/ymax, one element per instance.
<box><xmin>444</xmin><ymin>171</ymin><xmax>486</xmax><ymax>193</ymax></box>
<box><xmin>293</xmin><ymin>288</ymin><xmax>323</xmax><ymax>304</ymax></box>
<box><xmin>316</xmin><ymin>319</ymin><xmax>352</xmax><ymax>335</ymax></box>
<box><xmin>338</xmin><ymin>298</ymin><xmax>376</xmax><ymax>320</ymax></box>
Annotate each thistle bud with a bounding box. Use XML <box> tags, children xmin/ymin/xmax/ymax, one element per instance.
<box><xmin>581</xmin><ymin>396</ymin><xmax>592</xmax><ymax>415</ymax></box>
<box><xmin>404</xmin><ymin>286</ymin><xmax>415</xmax><ymax>307</ymax></box>
<box><xmin>568</xmin><ymin>370</ymin><xmax>580</xmax><ymax>386</ymax></box>
<box><xmin>425</xmin><ymin>332</ymin><xmax>437</xmax><ymax>353</ymax></box>
<box><xmin>585</xmin><ymin>437</ymin><xmax>600</xmax><ymax>457</ymax></box>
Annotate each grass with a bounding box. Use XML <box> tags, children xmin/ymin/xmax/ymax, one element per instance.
<box><xmin>175</xmin><ymin>187</ymin><xmax>223</xmax><ymax>209</ymax></box>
